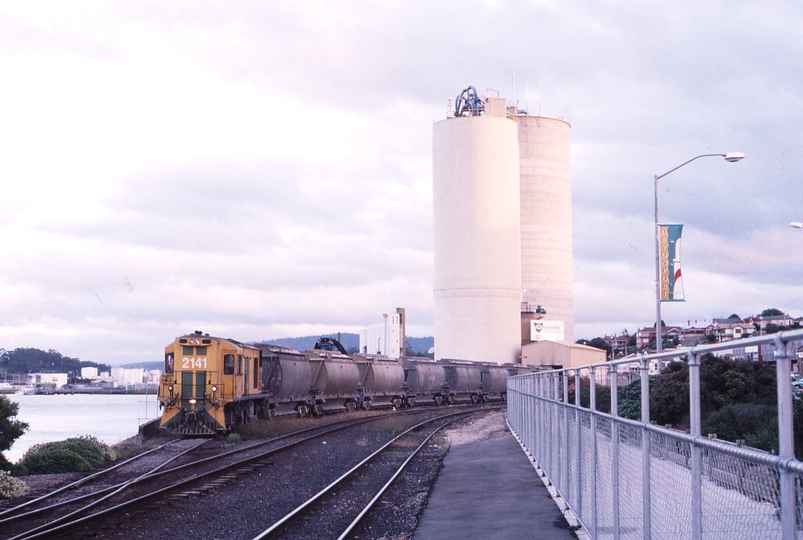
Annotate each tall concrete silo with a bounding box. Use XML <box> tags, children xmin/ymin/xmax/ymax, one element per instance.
<box><xmin>516</xmin><ymin>115</ymin><xmax>574</xmax><ymax>343</ymax></box>
<box><xmin>432</xmin><ymin>95</ymin><xmax>522</xmax><ymax>364</ymax></box>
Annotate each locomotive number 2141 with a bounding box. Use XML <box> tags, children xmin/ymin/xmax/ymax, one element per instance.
<box><xmin>182</xmin><ymin>357</ymin><xmax>208</xmax><ymax>369</ymax></box>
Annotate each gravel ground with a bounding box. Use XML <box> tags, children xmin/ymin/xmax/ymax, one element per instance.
<box><xmin>3</xmin><ymin>407</ymin><xmax>509</xmax><ymax>540</ymax></box>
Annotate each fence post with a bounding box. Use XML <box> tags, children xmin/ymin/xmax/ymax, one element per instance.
<box><xmin>538</xmin><ymin>373</ymin><xmax>546</xmax><ymax>474</ymax></box>
<box><xmin>575</xmin><ymin>368</ymin><xmax>582</xmax><ymax>517</ymax></box>
<box><xmin>688</xmin><ymin>352</ymin><xmax>702</xmax><ymax>540</ymax></box>
<box><xmin>590</xmin><ymin>365</ymin><xmax>598</xmax><ymax>539</ymax></box>
<box><xmin>527</xmin><ymin>374</ymin><xmax>533</xmax><ymax>455</ymax></box>
<box><xmin>546</xmin><ymin>372</ymin><xmax>553</xmax><ymax>476</ymax></box>
<box><xmin>610</xmin><ymin>365</ymin><xmax>620</xmax><ymax>540</ymax></box>
<box><xmin>775</xmin><ymin>337</ymin><xmax>796</xmax><ymax>539</ymax></box>
<box><xmin>562</xmin><ymin>369</ymin><xmax>570</xmax><ymax>499</ymax></box>
<box><xmin>553</xmin><ymin>372</ymin><xmax>560</xmax><ymax>481</ymax></box>
<box><xmin>640</xmin><ymin>356</ymin><xmax>651</xmax><ymax>540</ymax></box>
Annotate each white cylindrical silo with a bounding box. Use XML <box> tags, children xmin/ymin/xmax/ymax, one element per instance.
<box><xmin>432</xmin><ymin>115</ymin><xmax>522</xmax><ymax>364</ymax></box>
<box><xmin>516</xmin><ymin>115</ymin><xmax>574</xmax><ymax>343</ymax></box>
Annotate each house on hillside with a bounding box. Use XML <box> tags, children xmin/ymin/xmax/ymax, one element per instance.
<box><xmin>636</xmin><ymin>325</ymin><xmax>682</xmax><ymax>350</ymax></box>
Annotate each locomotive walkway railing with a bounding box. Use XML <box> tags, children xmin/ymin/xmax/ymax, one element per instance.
<box><xmin>507</xmin><ymin>328</ymin><xmax>803</xmax><ymax>540</ymax></box>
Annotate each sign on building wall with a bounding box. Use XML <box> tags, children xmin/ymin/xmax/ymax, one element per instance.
<box><xmin>531</xmin><ymin>320</ymin><xmax>565</xmax><ymax>342</ymax></box>
<box><xmin>659</xmin><ymin>224</ymin><xmax>685</xmax><ymax>302</ymax></box>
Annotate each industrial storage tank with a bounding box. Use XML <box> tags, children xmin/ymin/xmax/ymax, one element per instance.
<box><xmin>516</xmin><ymin>114</ymin><xmax>574</xmax><ymax>343</ymax></box>
<box><xmin>432</xmin><ymin>93</ymin><xmax>522</xmax><ymax>364</ymax></box>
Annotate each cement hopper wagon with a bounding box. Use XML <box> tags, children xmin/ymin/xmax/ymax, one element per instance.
<box><xmin>479</xmin><ymin>363</ymin><xmax>509</xmax><ymax>401</ymax></box>
<box><xmin>306</xmin><ymin>350</ymin><xmax>361</xmax><ymax>414</ymax></box>
<box><xmin>440</xmin><ymin>359</ymin><xmax>483</xmax><ymax>404</ymax></box>
<box><xmin>259</xmin><ymin>346</ymin><xmax>314</xmax><ymax>416</ymax></box>
<box><xmin>354</xmin><ymin>354</ymin><xmax>405</xmax><ymax>409</ymax></box>
<box><xmin>402</xmin><ymin>358</ymin><xmax>448</xmax><ymax>406</ymax></box>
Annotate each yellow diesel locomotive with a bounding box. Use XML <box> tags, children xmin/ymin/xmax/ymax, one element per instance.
<box><xmin>159</xmin><ymin>331</ymin><xmax>264</xmax><ymax>435</ymax></box>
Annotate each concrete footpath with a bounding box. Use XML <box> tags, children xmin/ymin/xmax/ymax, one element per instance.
<box><xmin>414</xmin><ymin>433</ymin><xmax>579</xmax><ymax>540</ymax></box>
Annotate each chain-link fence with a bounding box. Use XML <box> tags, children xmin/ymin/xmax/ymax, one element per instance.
<box><xmin>507</xmin><ymin>328</ymin><xmax>803</xmax><ymax>540</ymax></box>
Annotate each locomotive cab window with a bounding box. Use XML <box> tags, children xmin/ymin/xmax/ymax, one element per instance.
<box><xmin>224</xmin><ymin>354</ymin><xmax>235</xmax><ymax>375</ymax></box>
<box><xmin>183</xmin><ymin>346</ymin><xmax>193</xmax><ymax>355</ymax></box>
<box><xmin>196</xmin><ymin>346</ymin><xmax>207</xmax><ymax>355</ymax></box>
<box><xmin>237</xmin><ymin>355</ymin><xmax>243</xmax><ymax>376</ymax></box>
<box><xmin>165</xmin><ymin>352</ymin><xmax>174</xmax><ymax>374</ymax></box>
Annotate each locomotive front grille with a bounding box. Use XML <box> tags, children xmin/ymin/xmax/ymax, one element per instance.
<box><xmin>181</xmin><ymin>371</ymin><xmax>207</xmax><ymax>409</ymax></box>
<box><xmin>172</xmin><ymin>420</ymin><xmax>215</xmax><ymax>436</ymax></box>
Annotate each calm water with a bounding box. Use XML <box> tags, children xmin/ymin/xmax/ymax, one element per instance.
<box><xmin>4</xmin><ymin>393</ymin><xmax>160</xmax><ymax>463</ymax></box>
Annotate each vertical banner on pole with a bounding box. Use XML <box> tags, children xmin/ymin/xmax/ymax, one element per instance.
<box><xmin>658</xmin><ymin>224</ymin><xmax>685</xmax><ymax>302</ymax></box>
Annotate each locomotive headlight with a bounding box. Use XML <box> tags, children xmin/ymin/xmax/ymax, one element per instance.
<box><xmin>188</xmin><ymin>398</ymin><xmax>197</xmax><ymax>405</ymax></box>
<box><xmin>211</xmin><ymin>385</ymin><xmax>217</xmax><ymax>393</ymax></box>
<box><xmin>168</xmin><ymin>385</ymin><xmax>174</xmax><ymax>392</ymax></box>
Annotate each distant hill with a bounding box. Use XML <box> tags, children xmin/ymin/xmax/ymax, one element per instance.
<box><xmin>1</xmin><ymin>348</ymin><xmax>111</xmax><ymax>375</ymax></box>
<box><xmin>406</xmin><ymin>336</ymin><xmax>434</xmax><ymax>356</ymax></box>
<box><xmin>258</xmin><ymin>333</ymin><xmax>360</xmax><ymax>352</ymax></box>
<box><xmin>121</xmin><ymin>361</ymin><xmax>163</xmax><ymax>371</ymax></box>
<box><xmin>260</xmin><ymin>334</ymin><xmax>435</xmax><ymax>356</ymax></box>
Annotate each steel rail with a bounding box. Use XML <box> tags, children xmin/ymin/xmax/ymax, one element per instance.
<box><xmin>7</xmin><ymin>413</ymin><xmax>414</xmax><ymax>540</ymax></box>
<box><xmin>0</xmin><ymin>439</ymin><xmax>208</xmax><ymax>526</ymax></box>
<box><xmin>252</xmin><ymin>407</ymin><xmax>501</xmax><ymax>540</ymax></box>
<box><xmin>337</xmin><ymin>414</ymin><xmax>469</xmax><ymax>539</ymax></box>
<box><xmin>0</xmin><ymin>439</ymin><xmax>181</xmax><ymax>520</ymax></box>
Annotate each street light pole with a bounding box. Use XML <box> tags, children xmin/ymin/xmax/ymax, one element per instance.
<box><xmin>654</xmin><ymin>152</ymin><xmax>745</xmax><ymax>354</ymax></box>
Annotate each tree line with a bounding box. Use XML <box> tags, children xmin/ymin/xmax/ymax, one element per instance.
<box><xmin>0</xmin><ymin>348</ymin><xmax>111</xmax><ymax>377</ymax></box>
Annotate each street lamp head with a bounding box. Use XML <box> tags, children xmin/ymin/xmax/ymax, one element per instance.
<box><xmin>791</xmin><ymin>222</ymin><xmax>803</xmax><ymax>229</ymax></box>
<box><xmin>724</xmin><ymin>152</ymin><xmax>745</xmax><ymax>163</ymax></box>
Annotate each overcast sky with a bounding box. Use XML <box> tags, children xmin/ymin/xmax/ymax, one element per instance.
<box><xmin>2</xmin><ymin>1</ymin><xmax>802</xmax><ymax>365</ymax></box>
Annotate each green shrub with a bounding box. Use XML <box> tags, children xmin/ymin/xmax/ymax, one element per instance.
<box><xmin>579</xmin><ymin>385</ymin><xmax>611</xmax><ymax>413</ymax></box>
<box><xmin>0</xmin><ymin>452</ymin><xmax>13</xmax><ymax>473</ymax></box>
<box><xmin>0</xmin><ymin>470</ymin><xmax>29</xmax><ymax>499</ymax></box>
<box><xmin>702</xmin><ymin>403</ymin><xmax>776</xmax><ymax>444</ymax></box>
<box><xmin>78</xmin><ymin>435</ymin><xmax>116</xmax><ymax>461</ymax></box>
<box><xmin>57</xmin><ymin>439</ymin><xmax>105</xmax><ymax>468</ymax></box>
<box><xmin>618</xmin><ymin>380</ymin><xmax>645</xmax><ymax>420</ymax></box>
<box><xmin>19</xmin><ymin>436</ymin><xmax>111</xmax><ymax>475</ymax></box>
<box><xmin>21</xmin><ymin>447</ymin><xmax>92</xmax><ymax>474</ymax></box>
<box><xmin>227</xmin><ymin>433</ymin><xmax>242</xmax><ymax>445</ymax></box>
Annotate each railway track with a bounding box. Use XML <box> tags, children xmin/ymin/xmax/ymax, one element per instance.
<box><xmin>251</xmin><ymin>407</ymin><xmax>497</xmax><ymax>539</ymax></box>
<box><xmin>0</xmin><ymin>439</ymin><xmax>216</xmax><ymax>540</ymax></box>
<box><xmin>2</xmin><ymin>404</ymin><xmax>502</xmax><ymax>539</ymax></box>
<box><xmin>1</xmin><ymin>406</ymin><xmax>484</xmax><ymax>540</ymax></box>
